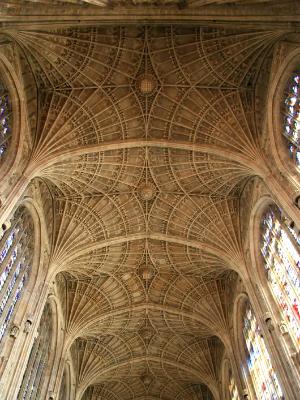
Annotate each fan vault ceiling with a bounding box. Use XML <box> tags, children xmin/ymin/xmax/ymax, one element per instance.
<box><xmin>0</xmin><ymin>21</ymin><xmax>288</xmax><ymax>399</ymax></box>
<box><xmin>1</xmin><ymin>0</ymin><xmax>295</xmax><ymax>13</ymax></box>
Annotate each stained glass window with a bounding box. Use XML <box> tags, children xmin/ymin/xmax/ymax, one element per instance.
<box><xmin>228</xmin><ymin>370</ymin><xmax>240</xmax><ymax>400</ymax></box>
<box><xmin>283</xmin><ymin>73</ymin><xmax>300</xmax><ymax>167</ymax></box>
<box><xmin>0</xmin><ymin>207</ymin><xmax>33</xmax><ymax>344</ymax></box>
<box><xmin>261</xmin><ymin>207</ymin><xmax>300</xmax><ymax>346</ymax></box>
<box><xmin>243</xmin><ymin>303</ymin><xmax>284</xmax><ymax>400</ymax></box>
<box><xmin>17</xmin><ymin>303</ymin><xmax>52</xmax><ymax>400</ymax></box>
<box><xmin>0</xmin><ymin>82</ymin><xmax>11</xmax><ymax>159</ymax></box>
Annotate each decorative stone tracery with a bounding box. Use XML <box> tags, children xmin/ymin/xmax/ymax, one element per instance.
<box><xmin>0</xmin><ymin>8</ymin><xmax>299</xmax><ymax>400</ymax></box>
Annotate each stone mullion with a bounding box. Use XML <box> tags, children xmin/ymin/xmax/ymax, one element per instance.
<box><xmin>256</xmin><ymin>207</ymin><xmax>300</xmax><ymax>378</ymax></box>
<box><xmin>32</xmin><ymin>337</ymin><xmax>50</xmax><ymax>400</ymax></box>
<box><xmin>22</xmin><ymin>333</ymin><xmax>46</xmax><ymax>400</ymax></box>
<box><xmin>30</xmin><ymin>356</ymin><xmax>45</xmax><ymax>400</ymax></box>
<box><xmin>0</xmin><ymin>201</ymin><xmax>45</xmax><ymax>400</ymax></box>
<box><xmin>17</xmin><ymin>337</ymin><xmax>40</xmax><ymax>399</ymax></box>
<box><xmin>0</xmin><ymin>243</ymin><xmax>18</xmax><ymax>277</ymax></box>
<box><xmin>0</xmin><ymin>244</ymin><xmax>24</xmax><ymax>291</ymax></box>
<box><xmin>0</xmin><ymin>218</ymin><xmax>19</xmax><ymax>248</ymax></box>
<box><xmin>0</xmin><ymin>262</ymin><xmax>28</xmax><ymax>337</ymax></box>
<box><xmin>28</xmin><ymin>303</ymin><xmax>52</xmax><ymax>400</ymax></box>
<box><xmin>1</xmin><ymin>218</ymin><xmax>29</xmax><ymax>254</ymax></box>
<box><xmin>0</xmin><ymin>242</ymin><xmax>25</xmax><ymax>290</ymax></box>
<box><xmin>226</xmin><ymin>345</ymin><xmax>246</xmax><ymax>400</ymax></box>
<box><xmin>265</xmin><ymin>318</ymin><xmax>300</xmax><ymax>390</ymax></box>
<box><xmin>268</xmin><ymin>233</ymin><xmax>300</xmax><ymax>352</ymax></box>
<box><xmin>0</xmin><ymin>228</ymin><xmax>29</xmax><ymax>307</ymax></box>
<box><xmin>0</xmin><ymin>227</ymin><xmax>27</xmax><ymax>275</ymax></box>
<box><xmin>4</xmin><ymin>285</ymin><xmax>50</xmax><ymax>400</ymax></box>
<box><xmin>260</xmin><ymin>223</ymin><xmax>300</xmax><ymax>377</ymax></box>
<box><xmin>0</xmin><ymin>227</ymin><xmax>25</xmax><ymax>276</ymax></box>
<box><xmin>0</xmin><ymin>134</ymin><xmax>9</xmax><ymax>147</ymax></box>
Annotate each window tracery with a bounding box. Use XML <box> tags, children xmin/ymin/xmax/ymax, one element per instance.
<box><xmin>222</xmin><ymin>358</ymin><xmax>240</xmax><ymax>400</ymax></box>
<box><xmin>228</xmin><ymin>369</ymin><xmax>239</xmax><ymax>400</ymax></box>
<box><xmin>17</xmin><ymin>303</ymin><xmax>52</xmax><ymax>400</ymax></box>
<box><xmin>243</xmin><ymin>303</ymin><xmax>283</xmax><ymax>400</ymax></box>
<box><xmin>283</xmin><ymin>73</ymin><xmax>300</xmax><ymax>167</ymax></box>
<box><xmin>0</xmin><ymin>208</ymin><xmax>34</xmax><ymax>344</ymax></box>
<box><xmin>0</xmin><ymin>81</ymin><xmax>11</xmax><ymax>159</ymax></box>
<box><xmin>261</xmin><ymin>207</ymin><xmax>300</xmax><ymax>346</ymax></box>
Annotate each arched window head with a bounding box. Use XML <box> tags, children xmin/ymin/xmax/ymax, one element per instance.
<box><xmin>0</xmin><ymin>206</ymin><xmax>34</xmax><ymax>344</ymax></box>
<box><xmin>243</xmin><ymin>303</ymin><xmax>283</xmax><ymax>400</ymax></box>
<box><xmin>283</xmin><ymin>72</ymin><xmax>300</xmax><ymax>167</ymax></box>
<box><xmin>0</xmin><ymin>81</ymin><xmax>12</xmax><ymax>160</ymax></box>
<box><xmin>261</xmin><ymin>206</ymin><xmax>300</xmax><ymax>346</ymax></box>
<box><xmin>17</xmin><ymin>303</ymin><xmax>52</xmax><ymax>400</ymax></box>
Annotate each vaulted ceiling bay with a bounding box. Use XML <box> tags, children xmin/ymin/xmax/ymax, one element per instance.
<box><xmin>2</xmin><ymin>22</ymin><xmax>288</xmax><ymax>399</ymax></box>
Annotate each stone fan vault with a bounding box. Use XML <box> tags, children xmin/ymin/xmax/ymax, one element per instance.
<box><xmin>0</xmin><ymin>2</ymin><xmax>300</xmax><ymax>398</ymax></box>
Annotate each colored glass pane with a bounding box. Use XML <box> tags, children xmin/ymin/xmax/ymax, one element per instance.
<box><xmin>284</xmin><ymin>73</ymin><xmax>300</xmax><ymax>168</ymax></box>
<box><xmin>261</xmin><ymin>208</ymin><xmax>300</xmax><ymax>346</ymax></box>
<box><xmin>243</xmin><ymin>304</ymin><xmax>283</xmax><ymax>400</ymax></box>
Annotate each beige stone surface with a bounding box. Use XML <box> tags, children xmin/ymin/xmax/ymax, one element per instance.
<box><xmin>0</xmin><ymin>3</ymin><xmax>300</xmax><ymax>399</ymax></box>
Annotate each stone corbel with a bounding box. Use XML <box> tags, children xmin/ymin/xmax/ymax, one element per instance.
<box><xmin>48</xmin><ymin>391</ymin><xmax>55</xmax><ymax>400</ymax></box>
<box><xmin>264</xmin><ymin>312</ymin><xmax>275</xmax><ymax>332</ymax></box>
<box><xmin>282</xmin><ymin>214</ymin><xmax>294</xmax><ymax>229</ymax></box>
<box><xmin>0</xmin><ymin>220</ymin><xmax>11</xmax><ymax>237</ymax></box>
<box><xmin>291</xmin><ymin>351</ymin><xmax>300</xmax><ymax>365</ymax></box>
<box><xmin>47</xmin><ymin>281</ymin><xmax>56</xmax><ymax>298</ymax></box>
<box><xmin>279</xmin><ymin>321</ymin><xmax>289</xmax><ymax>335</ymax></box>
<box><xmin>265</xmin><ymin>318</ymin><xmax>275</xmax><ymax>332</ymax></box>
<box><xmin>9</xmin><ymin>324</ymin><xmax>19</xmax><ymax>338</ymax></box>
<box><xmin>23</xmin><ymin>318</ymin><xmax>33</xmax><ymax>333</ymax></box>
<box><xmin>294</xmin><ymin>195</ymin><xmax>300</xmax><ymax>210</ymax></box>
